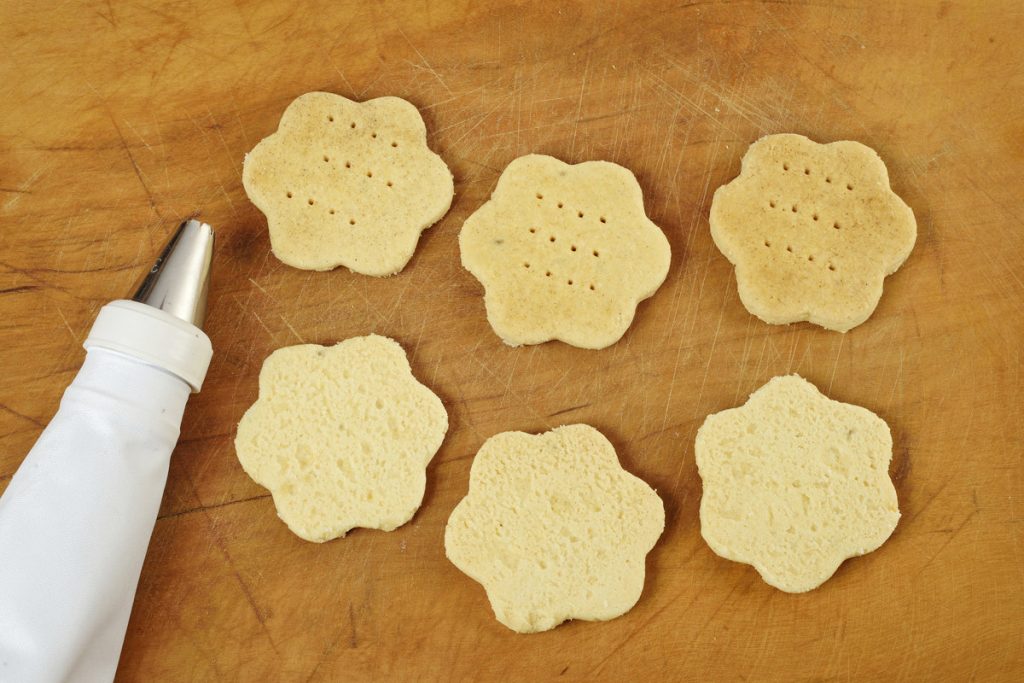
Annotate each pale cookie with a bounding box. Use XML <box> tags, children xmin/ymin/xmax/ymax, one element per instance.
<box><xmin>709</xmin><ymin>134</ymin><xmax>916</xmax><ymax>332</ymax></box>
<box><xmin>445</xmin><ymin>424</ymin><xmax>664</xmax><ymax>633</ymax></box>
<box><xmin>459</xmin><ymin>154</ymin><xmax>671</xmax><ymax>349</ymax></box>
<box><xmin>235</xmin><ymin>335</ymin><xmax>448</xmax><ymax>542</ymax></box>
<box><xmin>243</xmin><ymin>92</ymin><xmax>454</xmax><ymax>275</ymax></box>
<box><xmin>695</xmin><ymin>375</ymin><xmax>900</xmax><ymax>592</ymax></box>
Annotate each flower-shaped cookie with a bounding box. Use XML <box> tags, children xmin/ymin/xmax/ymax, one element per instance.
<box><xmin>459</xmin><ymin>154</ymin><xmax>671</xmax><ymax>349</ymax></box>
<box><xmin>445</xmin><ymin>424</ymin><xmax>664</xmax><ymax>633</ymax></box>
<box><xmin>695</xmin><ymin>375</ymin><xmax>900</xmax><ymax>592</ymax></box>
<box><xmin>710</xmin><ymin>134</ymin><xmax>916</xmax><ymax>332</ymax></box>
<box><xmin>235</xmin><ymin>335</ymin><xmax>448</xmax><ymax>542</ymax></box>
<box><xmin>243</xmin><ymin>92</ymin><xmax>454</xmax><ymax>275</ymax></box>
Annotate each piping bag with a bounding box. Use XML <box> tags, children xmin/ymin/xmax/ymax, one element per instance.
<box><xmin>0</xmin><ymin>220</ymin><xmax>214</xmax><ymax>682</ymax></box>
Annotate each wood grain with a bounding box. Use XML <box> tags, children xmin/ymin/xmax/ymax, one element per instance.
<box><xmin>1</xmin><ymin>1</ymin><xmax>1022</xmax><ymax>680</ymax></box>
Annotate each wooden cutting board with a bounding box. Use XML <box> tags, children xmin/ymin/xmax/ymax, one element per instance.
<box><xmin>2</xmin><ymin>1</ymin><xmax>1022</xmax><ymax>680</ymax></box>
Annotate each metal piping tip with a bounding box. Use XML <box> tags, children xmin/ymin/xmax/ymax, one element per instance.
<box><xmin>132</xmin><ymin>219</ymin><xmax>214</xmax><ymax>329</ymax></box>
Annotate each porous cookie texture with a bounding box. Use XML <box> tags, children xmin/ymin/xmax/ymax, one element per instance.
<box><xmin>235</xmin><ymin>335</ymin><xmax>448</xmax><ymax>542</ymax></box>
<box><xmin>695</xmin><ymin>375</ymin><xmax>900</xmax><ymax>593</ymax></box>
<box><xmin>444</xmin><ymin>424</ymin><xmax>664</xmax><ymax>633</ymax></box>
<box><xmin>459</xmin><ymin>154</ymin><xmax>671</xmax><ymax>349</ymax></box>
<box><xmin>243</xmin><ymin>92</ymin><xmax>454</xmax><ymax>275</ymax></box>
<box><xmin>709</xmin><ymin>134</ymin><xmax>916</xmax><ymax>332</ymax></box>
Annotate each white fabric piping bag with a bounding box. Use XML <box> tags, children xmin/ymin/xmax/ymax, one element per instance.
<box><xmin>0</xmin><ymin>220</ymin><xmax>214</xmax><ymax>683</ymax></box>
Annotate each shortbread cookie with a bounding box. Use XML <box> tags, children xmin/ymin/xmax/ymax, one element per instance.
<box><xmin>709</xmin><ymin>134</ymin><xmax>916</xmax><ymax>332</ymax></box>
<box><xmin>445</xmin><ymin>424</ymin><xmax>664</xmax><ymax>633</ymax></box>
<box><xmin>695</xmin><ymin>375</ymin><xmax>900</xmax><ymax>592</ymax></box>
<box><xmin>235</xmin><ymin>335</ymin><xmax>448</xmax><ymax>542</ymax></box>
<box><xmin>243</xmin><ymin>92</ymin><xmax>454</xmax><ymax>275</ymax></box>
<box><xmin>459</xmin><ymin>154</ymin><xmax>671</xmax><ymax>349</ymax></box>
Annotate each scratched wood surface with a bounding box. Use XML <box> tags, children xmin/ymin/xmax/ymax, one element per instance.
<box><xmin>2</xmin><ymin>1</ymin><xmax>1022</xmax><ymax>680</ymax></box>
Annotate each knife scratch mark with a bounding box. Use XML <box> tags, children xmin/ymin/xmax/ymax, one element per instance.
<box><xmin>209</xmin><ymin>519</ymin><xmax>279</xmax><ymax>653</ymax></box>
<box><xmin>55</xmin><ymin>306</ymin><xmax>78</xmax><ymax>342</ymax></box>
<box><xmin>504</xmin><ymin>349</ymin><xmax>520</xmax><ymax>400</ymax></box>
<box><xmin>352</xmin><ymin>278</ymin><xmax>387</xmax><ymax>326</ymax></box>
<box><xmin>886</xmin><ymin>347</ymin><xmax>905</xmax><ymax>411</ymax></box>
<box><xmin>445</xmin><ymin>91</ymin><xmax>516</xmax><ymax>149</ymax></box>
<box><xmin>584</xmin><ymin>580</ymin><xmax>708</xmax><ymax>679</ymax></box>
<box><xmin>430</xmin><ymin>355</ymin><xmax>442</xmax><ymax>388</ymax></box>
<box><xmin>331</xmin><ymin>62</ymin><xmax>356</xmax><ymax>96</ymax></box>
<box><xmin>569</xmin><ymin>50</ymin><xmax>592</xmax><ymax>158</ymax></box>
<box><xmin>205</xmin><ymin>107</ymin><xmax>243</xmax><ymax>178</ymax></box>
<box><xmin>303</xmin><ymin>619</ymin><xmax>350</xmax><ymax>682</ymax></box>
<box><xmin>123</xmin><ymin>119</ymin><xmax>154</xmax><ymax>154</ymax></box>
<box><xmin>732</xmin><ymin>315</ymin><xmax>757</xmax><ymax>404</ymax></box>
<box><xmin>395</xmin><ymin>25</ymin><xmax>453</xmax><ymax>96</ymax></box>
<box><xmin>912</xmin><ymin>508</ymin><xmax>979</xmax><ymax>580</ymax></box>
<box><xmin>412</xmin><ymin>317</ymin><xmax>428</xmax><ymax>357</ymax></box>
<box><xmin>693</xmin><ymin>287</ymin><xmax>727</xmax><ymax>421</ymax></box>
<box><xmin>219</xmin><ymin>184</ymin><xmax>239</xmax><ymax>217</ymax></box>
<box><xmin>279</xmin><ymin>315</ymin><xmax>305</xmax><ymax>343</ymax></box>
<box><xmin>250</xmin><ymin>310</ymin><xmax>275</xmax><ymax>340</ymax></box>
<box><xmin>0</xmin><ymin>402</ymin><xmax>43</xmax><ymax>429</ymax></box>
<box><xmin>0</xmin><ymin>285</ymin><xmax>36</xmax><ymax>295</ymax></box>
<box><xmin>1</xmin><ymin>168</ymin><xmax>46</xmax><ymax>213</ymax></box>
<box><xmin>356</xmin><ymin>70</ymin><xmax>386</xmax><ymax>100</ymax></box>
<box><xmin>470</xmin><ymin>352</ymin><xmax>553</xmax><ymax>429</ymax></box>
<box><xmin>382</xmin><ymin>278</ymin><xmax>413</xmax><ymax>327</ymax></box>
<box><xmin>827</xmin><ymin>333</ymin><xmax>845</xmax><ymax>394</ymax></box>
<box><xmin>157</xmin><ymin>493</ymin><xmax>271</xmax><ymax>520</ymax></box>
<box><xmin>548</xmin><ymin>402</ymin><xmax>592</xmax><ymax>418</ymax></box>
<box><xmin>158</xmin><ymin>451</ymin><xmax>276</xmax><ymax>656</ymax></box>
<box><xmin>109</xmin><ymin>116</ymin><xmax>163</xmax><ymax>222</ymax></box>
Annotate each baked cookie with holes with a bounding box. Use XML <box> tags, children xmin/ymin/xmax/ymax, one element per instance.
<box><xmin>459</xmin><ymin>154</ymin><xmax>671</xmax><ymax>349</ymax></box>
<box><xmin>710</xmin><ymin>134</ymin><xmax>916</xmax><ymax>332</ymax></box>
<box><xmin>243</xmin><ymin>92</ymin><xmax>453</xmax><ymax>275</ymax></box>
